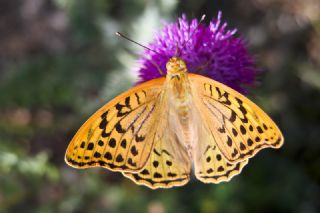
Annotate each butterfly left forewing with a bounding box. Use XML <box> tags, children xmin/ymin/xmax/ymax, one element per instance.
<box><xmin>190</xmin><ymin>73</ymin><xmax>284</xmax><ymax>164</ymax></box>
<box><xmin>65</xmin><ymin>77</ymin><xmax>166</xmax><ymax>172</ymax></box>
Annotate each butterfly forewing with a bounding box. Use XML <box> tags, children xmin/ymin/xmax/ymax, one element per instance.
<box><xmin>65</xmin><ymin>77</ymin><xmax>166</xmax><ymax>172</ymax></box>
<box><xmin>190</xmin><ymin>73</ymin><xmax>284</xmax><ymax>164</ymax></box>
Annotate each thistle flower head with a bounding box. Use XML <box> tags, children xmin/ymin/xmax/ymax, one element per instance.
<box><xmin>137</xmin><ymin>12</ymin><xmax>258</xmax><ymax>93</ymax></box>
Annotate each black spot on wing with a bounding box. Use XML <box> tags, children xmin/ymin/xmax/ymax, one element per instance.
<box><xmin>130</xmin><ymin>145</ymin><xmax>138</xmax><ymax>156</ymax></box>
<box><xmin>108</xmin><ymin>138</ymin><xmax>116</xmax><ymax>148</ymax></box>
<box><xmin>153</xmin><ymin>172</ymin><xmax>162</xmax><ymax>178</ymax></box>
<box><xmin>216</xmin><ymin>154</ymin><xmax>222</xmax><ymax>161</ymax></box>
<box><xmin>229</xmin><ymin>111</ymin><xmax>237</xmax><ymax>122</ymax></box>
<box><xmin>240</xmin><ymin>125</ymin><xmax>246</xmax><ymax>134</ymax></box>
<box><xmin>217</xmin><ymin>166</ymin><xmax>224</xmax><ymax>172</ymax></box>
<box><xmin>153</xmin><ymin>161</ymin><xmax>159</xmax><ymax>168</ymax></box>
<box><xmin>116</xmin><ymin>154</ymin><xmax>124</xmax><ymax>163</ymax></box>
<box><xmin>218</xmin><ymin>127</ymin><xmax>226</xmax><ymax>133</ymax></box>
<box><xmin>135</xmin><ymin>93</ymin><xmax>141</xmax><ymax>105</ymax></box>
<box><xmin>94</xmin><ymin>152</ymin><xmax>101</xmax><ymax>158</ymax></box>
<box><xmin>232</xmin><ymin>128</ymin><xmax>238</xmax><ymax>136</ymax></box>
<box><xmin>101</xmin><ymin>130</ymin><xmax>111</xmax><ymax>138</ymax></box>
<box><xmin>104</xmin><ymin>152</ymin><xmax>112</xmax><ymax>160</ymax></box>
<box><xmin>98</xmin><ymin>140</ymin><xmax>104</xmax><ymax>146</ymax></box>
<box><xmin>207</xmin><ymin>168</ymin><xmax>213</xmax><ymax>174</ymax></box>
<box><xmin>168</xmin><ymin>172</ymin><xmax>177</xmax><ymax>177</ymax></box>
<box><xmin>125</xmin><ymin>97</ymin><xmax>131</xmax><ymax>109</ymax></box>
<box><xmin>257</xmin><ymin>126</ymin><xmax>264</xmax><ymax>133</ymax></box>
<box><xmin>239</xmin><ymin>142</ymin><xmax>246</xmax><ymax>151</ymax></box>
<box><xmin>227</xmin><ymin>136</ymin><xmax>233</xmax><ymax>147</ymax></box>
<box><xmin>115</xmin><ymin>122</ymin><xmax>126</xmax><ymax>134</ymax></box>
<box><xmin>135</xmin><ymin>135</ymin><xmax>145</xmax><ymax>142</ymax></box>
<box><xmin>80</xmin><ymin>141</ymin><xmax>85</xmax><ymax>148</ymax></box>
<box><xmin>87</xmin><ymin>143</ymin><xmax>94</xmax><ymax>150</ymax></box>
<box><xmin>128</xmin><ymin>158</ymin><xmax>136</xmax><ymax>167</ymax></box>
<box><xmin>141</xmin><ymin>169</ymin><xmax>149</xmax><ymax>175</ymax></box>
<box><xmin>99</xmin><ymin>118</ymin><xmax>108</xmax><ymax>130</ymax></box>
<box><xmin>120</xmin><ymin>139</ymin><xmax>127</xmax><ymax>148</ymax></box>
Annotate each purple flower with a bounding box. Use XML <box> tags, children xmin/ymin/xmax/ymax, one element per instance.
<box><xmin>137</xmin><ymin>12</ymin><xmax>258</xmax><ymax>93</ymax></box>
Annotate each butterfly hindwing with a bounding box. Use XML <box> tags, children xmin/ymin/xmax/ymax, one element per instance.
<box><xmin>194</xmin><ymin>124</ymin><xmax>248</xmax><ymax>183</ymax></box>
<box><xmin>123</xmin><ymin>99</ymin><xmax>192</xmax><ymax>189</ymax></box>
<box><xmin>123</xmin><ymin>133</ymin><xmax>191</xmax><ymax>189</ymax></box>
<box><xmin>190</xmin><ymin>73</ymin><xmax>284</xmax><ymax>164</ymax></box>
<box><xmin>65</xmin><ymin>77</ymin><xmax>166</xmax><ymax>172</ymax></box>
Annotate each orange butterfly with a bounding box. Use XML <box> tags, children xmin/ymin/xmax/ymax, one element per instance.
<box><xmin>65</xmin><ymin>56</ymin><xmax>284</xmax><ymax>189</ymax></box>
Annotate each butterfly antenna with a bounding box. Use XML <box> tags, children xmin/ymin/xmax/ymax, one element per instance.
<box><xmin>177</xmin><ymin>14</ymin><xmax>206</xmax><ymax>56</ymax></box>
<box><xmin>149</xmin><ymin>59</ymin><xmax>165</xmax><ymax>76</ymax></box>
<box><xmin>116</xmin><ymin>32</ymin><xmax>165</xmax><ymax>57</ymax></box>
<box><xmin>116</xmin><ymin>32</ymin><xmax>166</xmax><ymax>75</ymax></box>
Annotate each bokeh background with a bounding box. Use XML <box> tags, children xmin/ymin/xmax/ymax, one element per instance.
<box><xmin>1</xmin><ymin>0</ymin><xmax>320</xmax><ymax>212</ymax></box>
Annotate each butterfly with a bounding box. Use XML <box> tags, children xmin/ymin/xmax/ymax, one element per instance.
<box><xmin>65</xmin><ymin>56</ymin><xmax>284</xmax><ymax>189</ymax></box>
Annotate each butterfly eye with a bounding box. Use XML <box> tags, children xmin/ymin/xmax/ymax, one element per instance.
<box><xmin>179</xmin><ymin>61</ymin><xmax>186</xmax><ymax>69</ymax></box>
<box><xmin>166</xmin><ymin>62</ymin><xmax>173</xmax><ymax>71</ymax></box>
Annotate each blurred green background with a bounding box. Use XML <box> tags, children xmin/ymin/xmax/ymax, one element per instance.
<box><xmin>1</xmin><ymin>0</ymin><xmax>320</xmax><ymax>212</ymax></box>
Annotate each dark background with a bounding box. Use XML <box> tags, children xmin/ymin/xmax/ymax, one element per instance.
<box><xmin>1</xmin><ymin>0</ymin><xmax>319</xmax><ymax>212</ymax></box>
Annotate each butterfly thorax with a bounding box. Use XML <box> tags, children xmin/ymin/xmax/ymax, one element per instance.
<box><xmin>166</xmin><ymin>57</ymin><xmax>187</xmax><ymax>75</ymax></box>
<box><xmin>165</xmin><ymin>57</ymin><xmax>197</xmax><ymax>156</ymax></box>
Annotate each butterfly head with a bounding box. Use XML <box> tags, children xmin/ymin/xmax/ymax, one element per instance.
<box><xmin>166</xmin><ymin>57</ymin><xmax>187</xmax><ymax>75</ymax></box>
